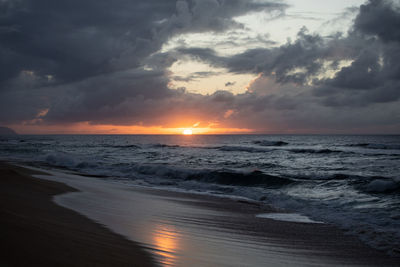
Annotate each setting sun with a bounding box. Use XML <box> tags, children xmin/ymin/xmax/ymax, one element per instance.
<box><xmin>182</xmin><ymin>129</ymin><xmax>193</xmax><ymax>135</ymax></box>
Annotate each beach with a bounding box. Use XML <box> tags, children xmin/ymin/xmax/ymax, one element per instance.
<box><xmin>1</xmin><ymin>162</ymin><xmax>399</xmax><ymax>266</ymax></box>
<box><xmin>0</xmin><ymin>162</ymin><xmax>155</xmax><ymax>267</ymax></box>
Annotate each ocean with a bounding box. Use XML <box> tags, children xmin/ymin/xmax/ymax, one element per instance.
<box><xmin>1</xmin><ymin>134</ymin><xmax>399</xmax><ymax>255</ymax></box>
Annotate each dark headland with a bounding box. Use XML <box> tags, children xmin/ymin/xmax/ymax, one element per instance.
<box><xmin>0</xmin><ymin>126</ymin><xmax>17</xmax><ymax>135</ymax></box>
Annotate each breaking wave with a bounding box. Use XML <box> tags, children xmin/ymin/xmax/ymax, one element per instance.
<box><xmin>217</xmin><ymin>145</ymin><xmax>272</xmax><ymax>153</ymax></box>
<box><xmin>147</xmin><ymin>143</ymin><xmax>181</xmax><ymax>148</ymax></box>
<box><xmin>253</xmin><ymin>140</ymin><xmax>288</xmax><ymax>146</ymax></box>
<box><xmin>287</xmin><ymin>148</ymin><xmax>349</xmax><ymax>154</ymax></box>
<box><xmin>41</xmin><ymin>152</ymin><xmax>294</xmax><ymax>189</ymax></box>
<box><xmin>349</xmin><ymin>143</ymin><xmax>400</xmax><ymax>150</ymax></box>
<box><xmin>124</xmin><ymin>164</ymin><xmax>294</xmax><ymax>188</ymax></box>
<box><xmin>363</xmin><ymin>178</ymin><xmax>400</xmax><ymax>194</ymax></box>
<box><xmin>186</xmin><ymin>170</ymin><xmax>294</xmax><ymax>187</ymax></box>
<box><xmin>44</xmin><ymin>152</ymin><xmax>99</xmax><ymax>169</ymax></box>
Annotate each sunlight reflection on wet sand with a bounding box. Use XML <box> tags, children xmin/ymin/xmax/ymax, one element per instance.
<box><xmin>152</xmin><ymin>224</ymin><xmax>180</xmax><ymax>266</ymax></box>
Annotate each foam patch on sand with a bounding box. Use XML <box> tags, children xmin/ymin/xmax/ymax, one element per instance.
<box><xmin>256</xmin><ymin>213</ymin><xmax>324</xmax><ymax>224</ymax></box>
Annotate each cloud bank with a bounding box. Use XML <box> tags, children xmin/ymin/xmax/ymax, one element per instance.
<box><xmin>0</xmin><ymin>0</ymin><xmax>399</xmax><ymax>133</ymax></box>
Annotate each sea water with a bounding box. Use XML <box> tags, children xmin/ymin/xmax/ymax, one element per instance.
<box><xmin>0</xmin><ymin>134</ymin><xmax>399</xmax><ymax>254</ymax></box>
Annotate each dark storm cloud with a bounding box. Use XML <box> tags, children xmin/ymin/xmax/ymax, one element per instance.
<box><xmin>46</xmin><ymin>85</ymin><xmax>236</xmax><ymax>126</ymax></box>
<box><xmin>179</xmin><ymin>0</ymin><xmax>400</xmax><ymax>109</ymax></box>
<box><xmin>160</xmin><ymin>0</ymin><xmax>287</xmax><ymax>35</ymax></box>
<box><xmin>0</xmin><ymin>0</ymin><xmax>287</xmax><ymax>125</ymax></box>
<box><xmin>179</xmin><ymin>28</ymin><xmax>348</xmax><ymax>83</ymax></box>
<box><xmin>180</xmin><ymin>0</ymin><xmax>400</xmax><ymax>132</ymax></box>
<box><xmin>354</xmin><ymin>0</ymin><xmax>400</xmax><ymax>43</ymax></box>
<box><xmin>168</xmin><ymin>0</ymin><xmax>400</xmax><ymax>132</ymax></box>
<box><xmin>316</xmin><ymin>0</ymin><xmax>400</xmax><ymax>106</ymax></box>
<box><xmin>0</xmin><ymin>0</ymin><xmax>286</xmax><ymax>85</ymax></box>
<box><xmin>0</xmin><ymin>0</ymin><xmax>176</xmax><ymax>84</ymax></box>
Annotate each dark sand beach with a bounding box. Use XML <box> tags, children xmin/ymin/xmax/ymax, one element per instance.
<box><xmin>0</xmin><ymin>162</ymin><xmax>155</xmax><ymax>267</ymax></box>
<box><xmin>1</xmin><ymin>162</ymin><xmax>399</xmax><ymax>266</ymax></box>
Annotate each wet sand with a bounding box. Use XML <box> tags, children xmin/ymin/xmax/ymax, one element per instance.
<box><xmin>0</xmin><ymin>162</ymin><xmax>155</xmax><ymax>267</ymax></box>
<box><xmin>25</xmin><ymin>166</ymin><xmax>400</xmax><ymax>266</ymax></box>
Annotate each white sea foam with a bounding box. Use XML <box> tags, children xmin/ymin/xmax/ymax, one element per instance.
<box><xmin>256</xmin><ymin>213</ymin><xmax>324</xmax><ymax>224</ymax></box>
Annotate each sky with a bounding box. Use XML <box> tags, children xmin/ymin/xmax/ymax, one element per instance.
<box><xmin>0</xmin><ymin>0</ymin><xmax>399</xmax><ymax>134</ymax></box>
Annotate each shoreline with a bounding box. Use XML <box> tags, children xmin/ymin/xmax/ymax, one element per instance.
<box><xmin>2</xmin><ymin>161</ymin><xmax>400</xmax><ymax>266</ymax></box>
<box><xmin>0</xmin><ymin>162</ymin><xmax>155</xmax><ymax>267</ymax></box>
<box><xmin>25</xmin><ymin>163</ymin><xmax>400</xmax><ymax>266</ymax></box>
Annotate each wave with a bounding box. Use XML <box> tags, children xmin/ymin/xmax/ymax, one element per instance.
<box><xmin>329</xmin><ymin>174</ymin><xmax>400</xmax><ymax>195</ymax></box>
<box><xmin>44</xmin><ymin>152</ymin><xmax>99</xmax><ymax>169</ymax></box>
<box><xmin>103</xmin><ymin>143</ymin><xmax>180</xmax><ymax>149</ymax></box>
<box><xmin>289</xmin><ymin>173</ymin><xmax>400</xmax><ymax>195</ymax></box>
<box><xmin>147</xmin><ymin>143</ymin><xmax>181</xmax><ymax>148</ymax></box>
<box><xmin>128</xmin><ymin>164</ymin><xmax>293</xmax><ymax>188</ymax></box>
<box><xmin>217</xmin><ymin>145</ymin><xmax>272</xmax><ymax>153</ymax></box>
<box><xmin>287</xmin><ymin>148</ymin><xmax>347</xmax><ymax>154</ymax></box>
<box><xmin>253</xmin><ymin>140</ymin><xmax>288</xmax><ymax>146</ymax></box>
<box><xmin>363</xmin><ymin>178</ymin><xmax>400</xmax><ymax>194</ymax></box>
<box><xmin>186</xmin><ymin>170</ymin><xmax>294</xmax><ymax>187</ymax></box>
<box><xmin>291</xmin><ymin>173</ymin><xmax>353</xmax><ymax>181</ymax></box>
<box><xmin>105</xmin><ymin>144</ymin><xmax>141</xmax><ymax>149</ymax></box>
<box><xmin>349</xmin><ymin>143</ymin><xmax>400</xmax><ymax>150</ymax></box>
<box><xmin>0</xmin><ymin>147</ymin><xmax>41</xmax><ymax>154</ymax></box>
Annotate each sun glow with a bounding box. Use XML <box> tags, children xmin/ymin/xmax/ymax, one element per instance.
<box><xmin>182</xmin><ymin>129</ymin><xmax>193</xmax><ymax>135</ymax></box>
<box><xmin>9</xmin><ymin>121</ymin><xmax>253</xmax><ymax>135</ymax></box>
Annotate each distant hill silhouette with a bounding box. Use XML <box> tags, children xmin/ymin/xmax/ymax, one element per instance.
<box><xmin>0</xmin><ymin>126</ymin><xmax>17</xmax><ymax>135</ymax></box>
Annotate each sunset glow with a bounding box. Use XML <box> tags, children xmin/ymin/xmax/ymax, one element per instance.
<box><xmin>7</xmin><ymin>122</ymin><xmax>254</xmax><ymax>135</ymax></box>
<box><xmin>182</xmin><ymin>129</ymin><xmax>193</xmax><ymax>135</ymax></box>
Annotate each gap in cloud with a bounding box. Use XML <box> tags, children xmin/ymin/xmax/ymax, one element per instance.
<box><xmin>235</xmin><ymin>0</ymin><xmax>365</xmax><ymax>45</ymax></box>
<box><xmin>167</xmin><ymin>59</ymin><xmax>256</xmax><ymax>95</ymax></box>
